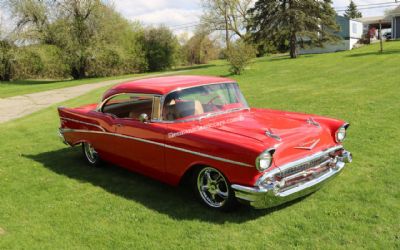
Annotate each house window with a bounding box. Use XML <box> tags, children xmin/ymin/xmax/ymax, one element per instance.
<box><xmin>352</xmin><ymin>23</ymin><xmax>357</xmax><ymax>34</ymax></box>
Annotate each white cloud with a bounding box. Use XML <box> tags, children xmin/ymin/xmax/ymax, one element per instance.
<box><xmin>113</xmin><ymin>0</ymin><xmax>399</xmax><ymax>35</ymax></box>
<box><xmin>133</xmin><ymin>8</ymin><xmax>201</xmax><ymax>27</ymax></box>
<box><xmin>114</xmin><ymin>0</ymin><xmax>201</xmax><ymax>34</ymax></box>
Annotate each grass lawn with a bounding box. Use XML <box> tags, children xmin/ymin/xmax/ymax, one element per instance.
<box><xmin>0</xmin><ymin>64</ymin><xmax>210</xmax><ymax>99</ymax></box>
<box><xmin>0</xmin><ymin>41</ymin><xmax>399</xmax><ymax>249</ymax></box>
<box><xmin>0</xmin><ymin>74</ymin><xmax>147</xmax><ymax>99</ymax></box>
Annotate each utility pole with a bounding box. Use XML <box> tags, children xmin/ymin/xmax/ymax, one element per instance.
<box><xmin>223</xmin><ymin>0</ymin><xmax>230</xmax><ymax>50</ymax></box>
<box><xmin>379</xmin><ymin>20</ymin><xmax>383</xmax><ymax>53</ymax></box>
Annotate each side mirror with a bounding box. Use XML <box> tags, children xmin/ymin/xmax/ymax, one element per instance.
<box><xmin>139</xmin><ymin>113</ymin><xmax>149</xmax><ymax>123</ymax></box>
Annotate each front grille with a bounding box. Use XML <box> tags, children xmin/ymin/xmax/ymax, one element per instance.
<box><xmin>276</xmin><ymin>154</ymin><xmax>334</xmax><ymax>192</ymax></box>
<box><xmin>279</xmin><ymin>155</ymin><xmax>330</xmax><ymax>178</ymax></box>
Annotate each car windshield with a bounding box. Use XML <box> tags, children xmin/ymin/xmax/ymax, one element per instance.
<box><xmin>162</xmin><ymin>82</ymin><xmax>249</xmax><ymax>121</ymax></box>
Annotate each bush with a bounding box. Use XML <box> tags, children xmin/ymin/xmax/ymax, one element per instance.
<box><xmin>0</xmin><ymin>40</ymin><xmax>14</xmax><ymax>81</ymax></box>
<box><xmin>142</xmin><ymin>26</ymin><xmax>180</xmax><ymax>71</ymax></box>
<box><xmin>86</xmin><ymin>47</ymin><xmax>123</xmax><ymax>77</ymax></box>
<box><xmin>37</xmin><ymin>45</ymin><xmax>70</xmax><ymax>79</ymax></box>
<box><xmin>12</xmin><ymin>49</ymin><xmax>44</xmax><ymax>79</ymax></box>
<box><xmin>226</xmin><ymin>41</ymin><xmax>256</xmax><ymax>75</ymax></box>
<box><xmin>182</xmin><ymin>32</ymin><xmax>220</xmax><ymax>65</ymax></box>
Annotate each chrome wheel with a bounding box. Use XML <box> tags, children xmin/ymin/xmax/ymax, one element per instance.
<box><xmin>197</xmin><ymin>167</ymin><xmax>229</xmax><ymax>208</ymax></box>
<box><xmin>83</xmin><ymin>142</ymin><xmax>98</xmax><ymax>164</ymax></box>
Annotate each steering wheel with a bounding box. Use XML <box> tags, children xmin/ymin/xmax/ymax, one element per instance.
<box><xmin>207</xmin><ymin>95</ymin><xmax>223</xmax><ymax>106</ymax></box>
<box><xmin>207</xmin><ymin>95</ymin><xmax>224</xmax><ymax>111</ymax></box>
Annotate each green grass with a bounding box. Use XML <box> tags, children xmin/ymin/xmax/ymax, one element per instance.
<box><xmin>0</xmin><ymin>64</ymin><xmax>213</xmax><ymax>99</ymax></box>
<box><xmin>0</xmin><ymin>72</ymin><xmax>163</xmax><ymax>99</ymax></box>
<box><xmin>0</xmin><ymin>42</ymin><xmax>399</xmax><ymax>249</ymax></box>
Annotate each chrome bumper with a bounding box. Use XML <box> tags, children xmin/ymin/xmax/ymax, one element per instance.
<box><xmin>58</xmin><ymin>128</ymin><xmax>69</xmax><ymax>145</ymax></box>
<box><xmin>232</xmin><ymin>148</ymin><xmax>352</xmax><ymax>209</ymax></box>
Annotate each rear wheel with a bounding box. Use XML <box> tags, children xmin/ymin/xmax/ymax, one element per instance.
<box><xmin>82</xmin><ymin>142</ymin><xmax>101</xmax><ymax>167</ymax></box>
<box><xmin>193</xmin><ymin>166</ymin><xmax>237</xmax><ymax>211</ymax></box>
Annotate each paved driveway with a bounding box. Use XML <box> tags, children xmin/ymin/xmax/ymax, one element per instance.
<box><xmin>0</xmin><ymin>73</ymin><xmax>177</xmax><ymax>124</ymax></box>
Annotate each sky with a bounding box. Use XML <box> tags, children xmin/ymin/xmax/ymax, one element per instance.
<box><xmin>113</xmin><ymin>0</ymin><xmax>400</xmax><ymax>34</ymax></box>
<box><xmin>1</xmin><ymin>0</ymin><xmax>399</xmax><ymax>35</ymax></box>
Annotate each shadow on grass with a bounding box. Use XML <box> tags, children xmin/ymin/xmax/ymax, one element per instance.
<box><xmin>25</xmin><ymin>147</ymin><xmax>308</xmax><ymax>223</ymax></box>
<box><xmin>172</xmin><ymin>64</ymin><xmax>217</xmax><ymax>72</ymax></box>
<box><xmin>346</xmin><ymin>49</ymin><xmax>400</xmax><ymax>57</ymax></box>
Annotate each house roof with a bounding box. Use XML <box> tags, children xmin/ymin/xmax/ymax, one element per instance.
<box><xmin>386</xmin><ymin>5</ymin><xmax>400</xmax><ymax>17</ymax></box>
<box><xmin>355</xmin><ymin>16</ymin><xmax>391</xmax><ymax>25</ymax></box>
<box><xmin>102</xmin><ymin>75</ymin><xmax>235</xmax><ymax>99</ymax></box>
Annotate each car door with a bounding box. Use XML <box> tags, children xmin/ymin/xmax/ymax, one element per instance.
<box><xmin>100</xmin><ymin>93</ymin><xmax>166</xmax><ymax>177</ymax></box>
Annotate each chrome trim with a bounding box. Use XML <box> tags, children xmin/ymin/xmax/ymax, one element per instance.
<box><xmin>159</xmin><ymin>82</ymin><xmax>250</xmax><ymax>124</ymax></box>
<box><xmin>96</xmin><ymin>92</ymin><xmax>163</xmax><ymax>121</ymax></box>
<box><xmin>60</xmin><ymin>128</ymin><xmax>253</xmax><ymax>168</ymax></box>
<box><xmin>293</xmin><ymin>138</ymin><xmax>320</xmax><ymax>150</ymax></box>
<box><xmin>335</xmin><ymin>122</ymin><xmax>350</xmax><ymax>143</ymax></box>
<box><xmin>265</xmin><ymin>128</ymin><xmax>281</xmax><ymax>141</ymax></box>
<box><xmin>60</xmin><ymin>117</ymin><xmax>106</xmax><ymax>132</ymax></box>
<box><xmin>255</xmin><ymin>148</ymin><xmax>275</xmax><ymax>172</ymax></box>
<box><xmin>256</xmin><ymin>145</ymin><xmax>343</xmax><ymax>186</ymax></box>
<box><xmin>156</xmin><ymin>107</ymin><xmax>250</xmax><ymax>124</ymax></box>
<box><xmin>232</xmin><ymin>148</ymin><xmax>351</xmax><ymax>209</ymax></box>
<box><xmin>58</xmin><ymin>129</ymin><xmax>69</xmax><ymax>145</ymax></box>
<box><xmin>307</xmin><ymin>117</ymin><xmax>320</xmax><ymax>127</ymax></box>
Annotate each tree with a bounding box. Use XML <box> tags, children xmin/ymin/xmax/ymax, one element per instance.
<box><xmin>201</xmin><ymin>0</ymin><xmax>253</xmax><ymax>48</ymax></box>
<box><xmin>142</xmin><ymin>26</ymin><xmax>180</xmax><ymax>71</ymax></box>
<box><xmin>226</xmin><ymin>40</ymin><xmax>255</xmax><ymax>75</ymax></box>
<box><xmin>0</xmin><ymin>40</ymin><xmax>14</xmax><ymax>81</ymax></box>
<box><xmin>55</xmin><ymin>0</ymin><xmax>103</xmax><ymax>79</ymax></box>
<box><xmin>183</xmin><ymin>29</ymin><xmax>220</xmax><ymax>65</ymax></box>
<box><xmin>344</xmin><ymin>1</ymin><xmax>362</xmax><ymax>19</ymax></box>
<box><xmin>249</xmin><ymin>0</ymin><xmax>340</xmax><ymax>59</ymax></box>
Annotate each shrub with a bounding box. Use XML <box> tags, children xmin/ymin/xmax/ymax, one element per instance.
<box><xmin>0</xmin><ymin>40</ymin><xmax>14</xmax><ymax>81</ymax></box>
<box><xmin>86</xmin><ymin>47</ymin><xmax>123</xmax><ymax>77</ymax></box>
<box><xmin>226</xmin><ymin>41</ymin><xmax>256</xmax><ymax>75</ymax></box>
<box><xmin>142</xmin><ymin>26</ymin><xmax>180</xmax><ymax>71</ymax></box>
<box><xmin>12</xmin><ymin>49</ymin><xmax>44</xmax><ymax>79</ymax></box>
<box><xmin>36</xmin><ymin>45</ymin><xmax>70</xmax><ymax>79</ymax></box>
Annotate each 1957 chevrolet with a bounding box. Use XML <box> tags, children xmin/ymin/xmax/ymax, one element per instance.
<box><xmin>58</xmin><ymin>75</ymin><xmax>352</xmax><ymax>210</ymax></box>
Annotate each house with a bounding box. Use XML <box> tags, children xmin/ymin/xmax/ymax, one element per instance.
<box><xmin>387</xmin><ymin>6</ymin><xmax>400</xmax><ymax>39</ymax></box>
<box><xmin>299</xmin><ymin>15</ymin><xmax>363</xmax><ymax>55</ymax></box>
<box><xmin>355</xmin><ymin>16</ymin><xmax>392</xmax><ymax>41</ymax></box>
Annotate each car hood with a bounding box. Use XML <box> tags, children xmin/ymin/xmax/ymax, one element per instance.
<box><xmin>208</xmin><ymin>109</ymin><xmax>336</xmax><ymax>166</ymax></box>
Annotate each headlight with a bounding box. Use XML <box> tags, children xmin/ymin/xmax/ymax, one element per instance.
<box><xmin>256</xmin><ymin>149</ymin><xmax>275</xmax><ymax>172</ymax></box>
<box><xmin>335</xmin><ymin>123</ymin><xmax>349</xmax><ymax>143</ymax></box>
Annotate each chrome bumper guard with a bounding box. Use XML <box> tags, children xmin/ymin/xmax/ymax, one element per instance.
<box><xmin>58</xmin><ymin>128</ymin><xmax>69</xmax><ymax>145</ymax></box>
<box><xmin>232</xmin><ymin>146</ymin><xmax>352</xmax><ymax>209</ymax></box>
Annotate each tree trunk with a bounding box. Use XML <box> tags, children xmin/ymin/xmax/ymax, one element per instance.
<box><xmin>224</xmin><ymin>1</ymin><xmax>230</xmax><ymax>50</ymax></box>
<box><xmin>71</xmin><ymin>65</ymin><xmax>86</xmax><ymax>79</ymax></box>
<box><xmin>289</xmin><ymin>31</ymin><xmax>297</xmax><ymax>58</ymax></box>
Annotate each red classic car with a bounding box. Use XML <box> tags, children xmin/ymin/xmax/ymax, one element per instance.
<box><xmin>58</xmin><ymin>75</ymin><xmax>352</xmax><ymax>210</ymax></box>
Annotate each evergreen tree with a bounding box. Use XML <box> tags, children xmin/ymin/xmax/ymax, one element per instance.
<box><xmin>249</xmin><ymin>0</ymin><xmax>340</xmax><ymax>58</ymax></box>
<box><xmin>344</xmin><ymin>1</ymin><xmax>362</xmax><ymax>19</ymax></box>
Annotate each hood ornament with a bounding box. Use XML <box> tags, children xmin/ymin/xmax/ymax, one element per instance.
<box><xmin>294</xmin><ymin>139</ymin><xmax>320</xmax><ymax>150</ymax></box>
<box><xmin>265</xmin><ymin>128</ymin><xmax>281</xmax><ymax>141</ymax></box>
<box><xmin>307</xmin><ymin>117</ymin><xmax>320</xmax><ymax>127</ymax></box>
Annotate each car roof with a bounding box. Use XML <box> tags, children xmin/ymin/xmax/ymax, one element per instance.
<box><xmin>102</xmin><ymin>75</ymin><xmax>235</xmax><ymax>100</ymax></box>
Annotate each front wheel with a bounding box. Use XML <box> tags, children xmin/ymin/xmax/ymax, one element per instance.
<box><xmin>193</xmin><ymin>166</ymin><xmax>237</xmax><ymax>211</ymax></box>
<box><xmin>82</xmin><ymin>142</ymin><xmax>102</xmax><ymax>167</ymax></box>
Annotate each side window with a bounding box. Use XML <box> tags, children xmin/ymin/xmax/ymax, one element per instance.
<box><xmin>102</xmin><ymin>94</ymin><xmax>153</xmax><ymax>120</ymax></box>
<box><xmin>352</xmin><ymin>23</ymin><xmax>357</xmax><ymax>35</ymax></box>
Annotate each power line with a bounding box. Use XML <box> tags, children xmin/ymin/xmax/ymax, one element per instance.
<box><xmin>336</xmin><ymin>3</ymin><xmax>399</xmax><ymax>12</ymax></box>
<box><xmin>169</xmin><ymin>2</ymin><xmax>400</xmax><ymax>31</ymax></box>
<box><xmin>336</xmin><ymin>1</ymin><xmax>399</xmax><ymax>9</ymax></box>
